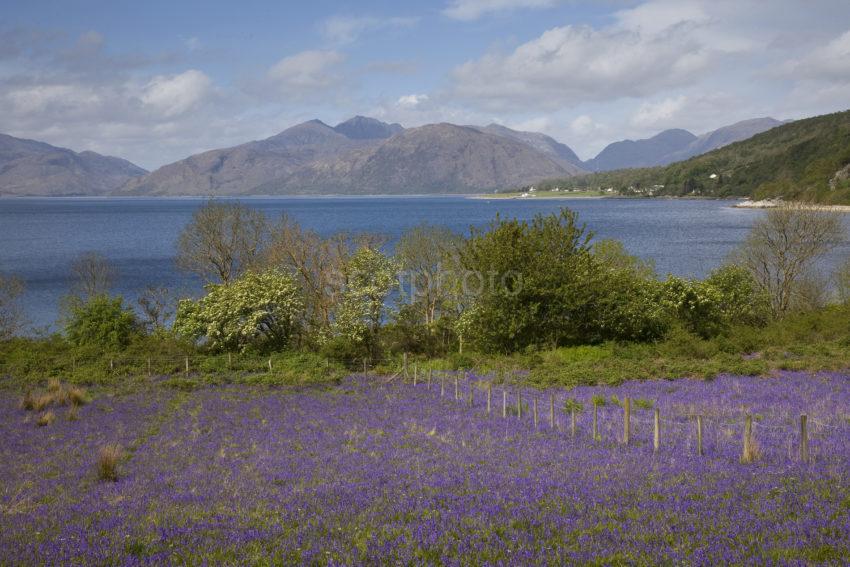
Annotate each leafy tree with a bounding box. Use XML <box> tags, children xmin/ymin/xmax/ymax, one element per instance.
<box><xmin>331</xmin><ymin>247</ymin><xmax>398</xmax><ymax>356</ymax></box>
<box><xmin>173</xmin><ymin>269</ymin><xmax>302</xmax><ymax>352</ymax></box>
<box><xmin>65</xmin><ymin>294</ymin><xmax>139</xmax><ymax>349</ymax></box>
<box><xmin>457</xmin><ymin>209</ymin><xmax>595</xmax><ymax>353</ymax></box>
<box><xmin>396</xmin><ymin>224</ymin><xmax>463</xmax><ymax>328</ymax></box>
<box><xmin>177</xmin><ymin>202</ymin><xmax>268</xmax><ymax>285</ymax></box>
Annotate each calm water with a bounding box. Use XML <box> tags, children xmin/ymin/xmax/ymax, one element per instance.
<box><xmin>1</xmin><ymin>196</ymin><xmax>844</xmax><ymax>331</ymax></box>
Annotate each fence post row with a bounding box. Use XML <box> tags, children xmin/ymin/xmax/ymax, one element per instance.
<box><xmin>800</xmin><ymin>414</ymin><xmax>809</xmax><ymax>463</ymax></box>
<box><xmin>592</xmin><ymin>404</ymin><xmax>599</xmax><ymax>441</ymax></box>
<box><xmin>502</xmin><ymin>390</ymin><xmax>507</xmax><ymax>418</ymax></box>
<box><xmin>533</xmin><ymin>397</ymin><xmax>538</xmax><ymax>429</ymax></box>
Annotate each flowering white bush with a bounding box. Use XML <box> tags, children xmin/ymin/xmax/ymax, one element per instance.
<box><xmin>173</xmin><ymin>269</ymin><xmax>302</xmax><ymax>352</ymax></box>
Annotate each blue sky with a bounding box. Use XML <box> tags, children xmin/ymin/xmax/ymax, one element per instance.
<box><xmin>2</xmin><ymin>0</ymin><xmax>850</xmax><ymax>169</ymax></box>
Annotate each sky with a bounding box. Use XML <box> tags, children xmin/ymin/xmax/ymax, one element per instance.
<box><xmin>1</xmin><ymin>0</ymin><xmax>849</xmax><ymax>170</ymax></box>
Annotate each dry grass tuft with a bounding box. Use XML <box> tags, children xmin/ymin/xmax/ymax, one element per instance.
<box><xmin>97</xmin><ymin>444</ymin><xmax>124</xmax><ymax>482</ymax></box>
<box><xmin>68</xmin><ymin>387</ymin><xmax>89</xmax><ymax>406</ymax></box>
<box><xmin>32</xmin><ymin>394</ymin><xmax>54</xmax><ymax>412</ymax></box>
<box><xmin>741</xmin><ymin>437</ymin><xmax>762</xmax><ymax>464</ymax></box>
<box><xmin>37</xmin><ymin>411</ymin><xmax>55</xmax><ymax>427</ymax></box>
<box><xmin>67</xmin><ymin>405</ymin><xmax>79</xmax><ymax>421</ymax></box>
<box><xmin>47</xmin><ymin>378</ymin><xmax>62</xmax><ymax>393</ymax></box>
<box><xmin>20</xmin><ymin>391</ymin><xmax>35</xmax><ymax>411</ymax></box>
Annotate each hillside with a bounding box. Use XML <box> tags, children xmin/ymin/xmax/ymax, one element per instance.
<box><xmin>263</xmin><ymin>123</ymin><xmax>575</xmax><ymax>194</ymax></box>
<box><xmin>119</xmin><ymin>119</ymin><xmax>383</xmax><ymax>196</ymax></box>
<box><xmin>534</xmin><ymin>110</ymin><xmax>850</xmax><ymax>204</ymax></box>
<box><xmin>584</xmin><ymin>129</ymin><xmax>697</xmax><ymax>172</ymax></box>
<box><xmin>0</xmin><ymin>134</ymin><xmax>146</xmax><ymax>196</ymax></box>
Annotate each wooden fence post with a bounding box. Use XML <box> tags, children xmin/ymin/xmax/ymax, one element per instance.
<box><xmin>517</xmin><ymin>391</ymin><xmax>523</xmax><ymax>419</ymax></box>
<box><xmin>592</xmin><ymin>404</ymin><xmax>599</xmax><ymax>441</ymax></box>
<box><xmin>623</xmin><ymin>397</ymin><xmax>631</xmax><ymax>445</ymax></box>
<box><xmin>185</xmin><ymin>356</ymin><xmax>189</xmax><ymax>376</ymax></box>
<box><xmin>533</xmin><ymin>398</ymin><xmax>538</xmax><ymax>429</ymax></box>
<box><xmin>413</xmin><ymin>364</ymin><xmax>418</xmax><ymax>387</ymax></box>
<box><xmin>427</xmin><ymin>369</ymin><xmax>432</xmax><ymax>390</ymax></box>
<box><xmin>147</xmin><ymin>357</ymin><xmax>151</xmax><ymax>377</ymax></box>
<box><xmin>653</xmin><ymin>409</ymin><xmax>660</xmax><ymax>453</ymax></box>
<box><xmin>800</xmin><ymin>414</ymin><xmax>809</xmax><ymax>463</ymax></box>
<box><xmin>696</xmin><ymin>415</ymin><xmax>703</xmax><ymax>456</ymax></box>
<box><xmin>454</xmin><ymin>375</ymin><xmax>459</xmax><ymax>400</ymax></box>
<box><xmin>571</xmin><ymin>409</ymin><xmax>577</xmax><ymax>438</ymax></box>
<box><xmin>268</xmin><ymin>358</ymin><xmax>273</xmax><ymax>372</ymax></box>
<box><xmin>502</xmin><ymin>390</ymin><xmax>507</xmax><ymax>418</ymax></box>
<box><xmin>741</xmin><ymin>414</ymin><xmax>754</xmax><ymax>463</ymax></box>
<box><xmin>403</xmin><ymin>352</ymin><xmax>408</xmax><ymax>378</ymax></box>
<box><xmin>440</xmin><ymin>374</ymin><xmax>445</xmax><ymax>397</ymax></box>
<box><xmin>549</xmin><ymin>394</ymin><xmax>555</xmax><ymax>429</ymax></box>
<box><xmin>487</xmin><ymin>383</ymin><xmax>492</xmax><ymax>415</ymax></box>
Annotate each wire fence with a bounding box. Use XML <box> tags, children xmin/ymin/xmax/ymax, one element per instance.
<box><xmin>388</xmin><ymin>368</ymin><xmax>850</xmax><ymax>467</ymax></box>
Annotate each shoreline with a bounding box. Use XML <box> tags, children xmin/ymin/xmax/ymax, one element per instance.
<box><xmin>733</xmin><ymin>199</ymin><xmax>850</xmax><ymax>212</ymax></box>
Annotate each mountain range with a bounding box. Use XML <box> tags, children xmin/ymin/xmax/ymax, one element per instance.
<box><xmin>0</xmin><ymin>134</ymin><xmax>146</xmax><ymax>196</ymax></box>
<box><xmin>0</xmin><ymin>115</ymin><xmax>787</xmax><ymax>196</ymax></box>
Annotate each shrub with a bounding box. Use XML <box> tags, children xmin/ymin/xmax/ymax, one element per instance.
<box><xmin>65</xmin><ymin>294</ymin><xmax>139</xmax><ymax>349</ymax></box>
<box><xmin>634</xmin><ymin>398</ymin><xmax>654</xmax><ymax>410</ymax></box>
<box><xmin>97</xmin><ymin>444</ymin><xmax>124</xmax><ymax>482</ymax></box>
<box><xmin>591</xmin><ymin>395</ymin><xmax>606</xmax><ymax>407</ymax></box>
<box><xmin>173</xmin><ymin>269</ymin><xmax>302</xmax><ymax>353</ymax></box>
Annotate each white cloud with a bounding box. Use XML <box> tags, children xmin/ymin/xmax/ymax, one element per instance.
<box><xmin>613</xmin><ymin>0</ymin><xmax>709</xmax><ymax>36</ymax></box>
<box><xmin>140</xmin><ymin>69</ymin><xmax>212</xmax><ymax>117</ymax></box>
<box><xmin>443</xmin><ymin>0</ymin><xmax>558</xmax><ymax>21</ymax></box>
<box><xmin>786</xmin><ymin>28</ymin><xmax>850</xmax><ymax>82</ymax></box>
<box><xmin>397</xmin><ymin>93</ymin><xmax>429</xmax><ymax>108</ymax></box>
<box><xmin>630</xmin><ymin>96</ymin><xmax>688</xmax><ymax>129</ymax></box>
<box><xmin>452</xmin><ymin>23</ymin><xmax>711</xmax><ymax>110</ymax></box>
<box><xmin>321</xmin><ymin>15</ymin><xmax>418</xmax><ymax>45</ymax></box>
<box><xmin>267</xmin><ymin>50</ymin><xmax>345</xmax><ymax>94</ymax></box>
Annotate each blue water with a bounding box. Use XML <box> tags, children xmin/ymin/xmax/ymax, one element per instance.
<box><xmin>0</xmin><ymin>196</ymin><xmax>841</xmax><ymax>332</ymax></box>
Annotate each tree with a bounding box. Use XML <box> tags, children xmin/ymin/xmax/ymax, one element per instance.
<box><xmin>395</xmin><ymin>224</ymin><xmax>463</xmax><ymax>328</ymax></box>
<box><xmin>177</xmin><ymin>202</ymin><xmax>267</xmax><ymax>284</ymax></box>
<box><xmin>173</xmin><ymin>269</ymin><xmax>302</xmax><ymax>352</ymax></box>
<box><xmin>457</xmin><ymin>209</ymin><xmax>595</xmax><ymax>353</ymax></box>
<box><xmin>331</xmin><ymin>247</ymin><xmax>398</xmax><ymax>356</ymax></box>
<box><xmin>0</xmin><ymin>274</ymin><xmax>25</xmax><ymax>339</ymax></box>
<box><xmin>65</xmin><ymin>295</ymin><xmax>139</xmax><ymax>349</ymax></box>
<box><xmin>732</xmin><ymin>204</ymin><xmax>845</xmax><ymax>316</ymax></box>
<box><xmin>137</xmin><ymin>286</ymin><xmax>175</xmax><ymax>332</ymax></box>
<box><xmin>263</xmin><ymin>215</ymin><xmax>386</xmax><ymax>337</ymax></box>
<box><xmin>835</xmin><ymin>257</ymin><xmax>850</xmax><ymax>304</ymax></box>
<box><xmin>70</xmin><ymin>252</ymin><xmax>115</xmax><ymax>300</ymax></box>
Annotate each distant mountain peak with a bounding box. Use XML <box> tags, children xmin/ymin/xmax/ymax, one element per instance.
<box><xmin>334</xmin><ymin>116</ymin><xmax>403</xmax><ymax>140</ymax></box>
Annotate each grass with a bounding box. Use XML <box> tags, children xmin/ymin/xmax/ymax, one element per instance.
<box><xmin>97</xmin><ymin>444</ymin><xmax>124</xmax><ymax>482</ymax></box>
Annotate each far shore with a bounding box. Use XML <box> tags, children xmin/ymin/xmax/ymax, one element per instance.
<box><xmin>733</xmin><ymin>199</ymin><xmax>850</xmax><ymax>212</ymax></box>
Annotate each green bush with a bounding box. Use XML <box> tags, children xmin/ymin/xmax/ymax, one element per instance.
<box><xmin>65</xmin><ymin>295</ymin><xmax>139</xmax><ymax>349</ymax></box>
